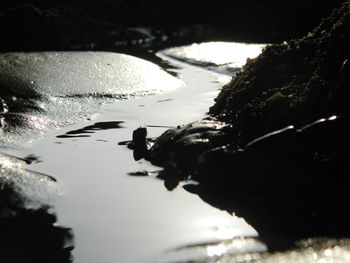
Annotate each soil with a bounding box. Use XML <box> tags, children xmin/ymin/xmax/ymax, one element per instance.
<box><xmin>142</xmin><ymin>0</ymin><xmax>350</xmax><ymax>250</ymax></box>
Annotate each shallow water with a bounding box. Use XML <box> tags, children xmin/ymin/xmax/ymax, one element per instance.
<box><xmin>3</xmin><ymin>43</ymin><xmax>265</xmax><ymax>262</ymax></box>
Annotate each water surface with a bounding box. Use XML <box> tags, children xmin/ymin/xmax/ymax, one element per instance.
<box><xmin>3</xmin><ymin>42</ymin><xmax>266</xmax><ymax>262</ymax></box>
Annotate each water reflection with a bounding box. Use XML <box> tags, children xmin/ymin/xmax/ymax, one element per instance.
<box><xmin>57</xmin><ymin>121</ymin><xmax>124</xmax><ymax>138</ymax></box>
<box><xmin>156</xmin><ymin>237</ymin><xmax>266</xmax><ymax>263</ymax></box>
<box><xmin>21</xmin><ymin>154</ymin><xmax>42</xmax><ymax>164</ymax></box>
<box><xmin>216</xmin><ymin>238</ymin><xmax>350</xmax><ymax>263</ymax></box>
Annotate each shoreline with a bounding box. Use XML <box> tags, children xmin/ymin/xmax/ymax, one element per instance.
<box><xmin>3</xmin><ymin>51</ymin><xmax>258</xmax><ymax>262</ymax></box>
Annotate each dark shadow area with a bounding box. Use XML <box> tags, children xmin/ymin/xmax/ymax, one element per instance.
<box><xmin>0</xmin><ymin>0</ymin><xmax>344</xmax><ymax>54</ymax></box>
<box><xmin>57</xmin><ymin>121</ymin><xmax>124</xmax><ymax>138</ymax></box>
<box><xmin>0</xmin><ymin>209</ymin><xmax>74</xmax><ymax>263</ymax></box>
<box><xmin>136</xmin><ymin>116</ymin><xmax>349</xmax><ymax>251</ymax></box>
<box><xmin>1</xmin><ymin>152</ymin><xmax>74</xmax><ymax>263</ymax></box>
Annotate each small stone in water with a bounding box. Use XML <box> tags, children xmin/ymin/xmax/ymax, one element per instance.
<box><xmin>128</xmin><ymin>170</ymin><xmax>160</xmax><ymax>176</ymax></box>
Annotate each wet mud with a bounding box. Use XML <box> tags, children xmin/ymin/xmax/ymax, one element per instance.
<box><xmin>131</xmin><ymin>0</ymin><xmax>350</xmax><ymax>253</ymax></box>
<box><xmin>1</xmin><ymin>0</ymin><xmax>350</xmax><ymax>262</ymax></box>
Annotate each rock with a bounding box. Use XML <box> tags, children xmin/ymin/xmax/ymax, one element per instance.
<box><xmin>137</xmin><ymin>0</ymin><xmax>350</xmax><ymax>248</ymax></box>
<box><xmin>147</xmin><ymin>118</ymin><xmax>234</xmax><ymax>173</ymax></box>
<box><xmin>132</xmin><ymin>127</ymin><xmax>149</xmax><ymax>161</ymax></box>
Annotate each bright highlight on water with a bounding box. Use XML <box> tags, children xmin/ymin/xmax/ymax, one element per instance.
<box><xmin>162</xmin><ymin>42</ymin><xmax>267</xmax><ymax>74</ymax></box>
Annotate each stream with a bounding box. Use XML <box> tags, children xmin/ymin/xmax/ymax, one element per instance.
<box><xmin>2</xmin><ymin>42</ymin><xmax>266</xmax><ymax>262</ymax></box>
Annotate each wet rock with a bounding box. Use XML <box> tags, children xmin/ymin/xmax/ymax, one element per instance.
<box><xmin>127</xmin><ymin>170</ymin><xmax>159</xmax><ymax>177</ymax></box>
<box><xmin>147</xmin><ymin>116</ymin><xmax>348</xmax><ymax>249</ymax></box>
<box><xmin>132</xmin><ymin>127</ymin><xmax>149</xmax><ymax>161</ymax></box>
<box><xmin>147</xmin><ymin>119</ymin><xmax>235</xmax><ymax>174</ymax></box>
<box><xmin>157</xmin><ymin>161</ymin><xmax>183</xmax><ymax>191</ymax></box>
<box><xmin>197</xmin><ymin>116</ymin><xmax>345</xmax><ymax>187</ymax></box>
<box><xmin>137</xmin><ymin>0</ymin><xmax>350</xmax><ymax>249</ymax></box>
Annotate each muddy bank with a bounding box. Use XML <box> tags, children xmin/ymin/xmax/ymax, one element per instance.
<box><xmin>0</xmin><ymin>51</ymin><xmax>182</xmax><ymax>148</ymax></box>
<box><xmin>137</xmin><ymin>0</ymin><xmax>350</xmax><ymax>249</ymax></box>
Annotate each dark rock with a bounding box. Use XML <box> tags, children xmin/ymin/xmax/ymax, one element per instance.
<box><xmin>132</xmin><ymin>127</ymin><xmax>149</xmax><ymax>161</ymax></box>
<box><xmin>128</xmin><ymin>170</ymin><xmax>157</xmax><ymax>176</ymax></box>
<box><xmin>210</xmin><ymin>1</ymin><xmax>350</xmax><ymax>143</ymax></box>
<box><xmin>137</xmin><ymin>0</ymin><xmax>350</xmax><ymax>249</ymax></box>
<box><xmin>148</xmin><ymin>119</ymin><xmax>234</xmax><ymax>169</ymax></box>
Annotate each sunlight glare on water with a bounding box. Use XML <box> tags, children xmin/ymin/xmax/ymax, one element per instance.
<box><xmin>162</xmin><ymin>42</ymin><xmax>266</xmax><ymax>68</ymax></box>
<box><xmin>196</xmin><ymin>215</ymin><xmax>255</xmax><ymax>240</ymax></box>
<box><xmin>207</xmin><ymin>244</ymin><xmax>228</xmax><ymax>257</ymax></box>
